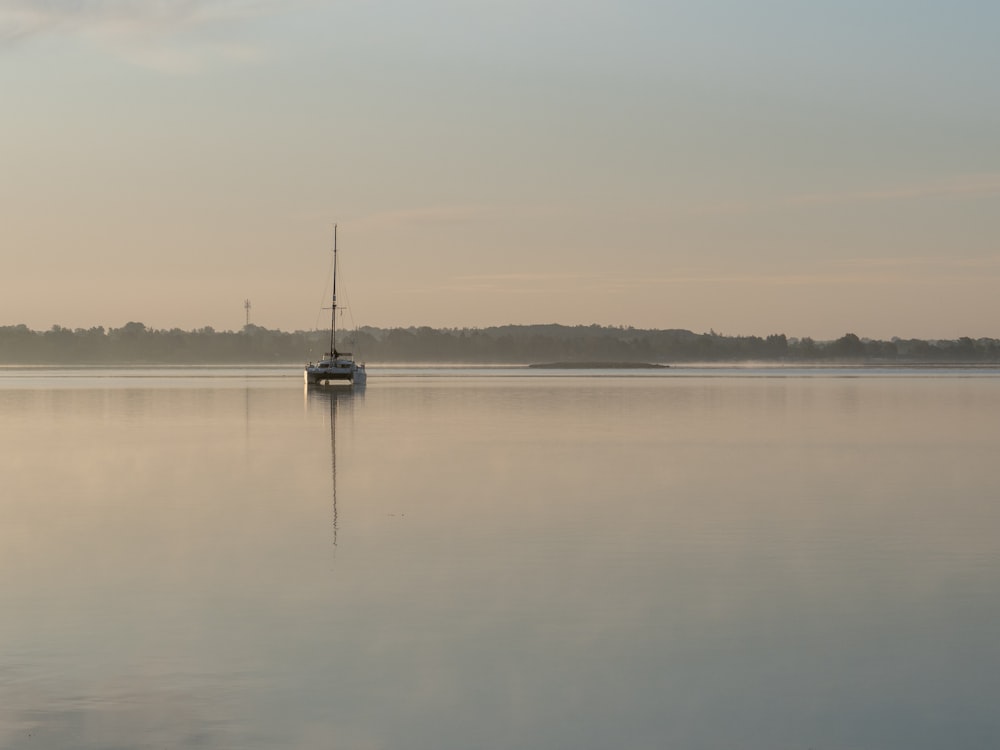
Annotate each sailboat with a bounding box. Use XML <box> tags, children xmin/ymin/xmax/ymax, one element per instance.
<box><xmin>304</xmin><ymin>224</ymin><xmax>367</xmax><ymax>387</ymax></box>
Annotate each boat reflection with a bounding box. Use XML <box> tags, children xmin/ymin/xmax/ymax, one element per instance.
<box><xmin>305</xmin><ymin>385</ymin><xmax>362</xmax><ymax>551</ymax></box>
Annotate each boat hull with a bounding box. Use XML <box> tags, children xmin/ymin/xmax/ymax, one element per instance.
<box><xmin>304</xmin><ymin>360</ymin><xmax>366</xmax><ymax>386</ymax></box>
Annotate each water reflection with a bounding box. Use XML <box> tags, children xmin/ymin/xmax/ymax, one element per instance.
<box><xmin>1</xmin><ymin>382</ymin><xmax>364</xmax><ymax>749</ymax></box>
<box><xmin>3</xmin><ymin>678</ymin><xmax>240</xmax><ymax>750</ymax></box>
<box><xmin>305</xmin><ymin>385</ymin><xmax>363</xmax><ymax>552</ymax></box>
<box><xmin>1</xmin><ymin>372</ymin><xmax>999</xmax><ymax>749</ymax></box>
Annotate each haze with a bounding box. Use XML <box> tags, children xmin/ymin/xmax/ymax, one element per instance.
<box><xmin>3</xmin><ymin>0</ymin><xmax>998</xmax><ymax>340</ymax></box>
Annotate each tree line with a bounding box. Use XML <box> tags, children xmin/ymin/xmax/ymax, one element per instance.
<box><xmin>1</xmin><ymin>322</ymin><xmax>999</xmax><ymax>364</ymax></box>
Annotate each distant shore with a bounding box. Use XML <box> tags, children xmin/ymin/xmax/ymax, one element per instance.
<box><xmin>2</xmin><ymin>323</ymin><xmax>998</xmax><ymax>365</ymax></box>
<box><xmin>529</xmin><ymin>361</ymin><xmax>668</xmax><ymax>369</ymax></box>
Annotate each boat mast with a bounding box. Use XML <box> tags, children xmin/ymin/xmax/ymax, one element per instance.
<box><xmin>329</xmin><ymin>224</ymin><xmax>338</xmax><ymax>358</ymax></box>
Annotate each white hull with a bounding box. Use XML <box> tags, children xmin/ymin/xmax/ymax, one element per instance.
<box><xmin>305</xmin><ymin>358</ymin><xmax>366</xmax><ymax>387</ymax></box>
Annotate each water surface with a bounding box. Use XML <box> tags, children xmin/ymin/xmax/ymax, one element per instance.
<box><xmin>2</xmin><ymin>367</ymin><xmax>999</xmax><ymax>749</ymax></box>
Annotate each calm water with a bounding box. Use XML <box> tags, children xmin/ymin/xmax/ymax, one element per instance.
<box><xmin>2</xmin><ymin>366</ymin><xmax>999</xmax><ymax>749</ymax></box>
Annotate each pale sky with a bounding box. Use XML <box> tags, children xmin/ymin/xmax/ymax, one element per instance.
<box><xmin>2</xmin><ymin>0</ymin><xmax>998</xmax><ymax>340</ymax></box>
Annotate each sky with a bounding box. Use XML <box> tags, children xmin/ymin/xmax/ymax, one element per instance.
<box><xmin>2</xmin><ymin>0</ymin><xmax>998</xmax><ymax>340</ymax></box>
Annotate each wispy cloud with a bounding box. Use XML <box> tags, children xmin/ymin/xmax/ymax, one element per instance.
<box><xmin>785</xmin><ymin>173</ymin><xmax>1000</xmax><ymax>207</ymax></box>
<box><xmin>446</xmin><ymin>256</ymin><xmax>1000</xmax><ymax>295</ymax></box>
<box><xmin>353</xmin><ymin>200</ymin><xmax>592</xmax><ymax>229</ymax></box>
<box><xmin>453</xmin><ymin>273</ymin><xmax>599</xmax><ymax>283</ymax></box>
<box><xmin>0</xmin><ymin>0</ymin><xmax>313</xmax><ymax>71</ymax></box>
<box><xmin>405</xmin><ymin>272</ymin><xmax>607</xmax><ymax>296</ymax></box>
<box><xmin>355</xmin><ymin>205</ymin><xmax>504</xmax><ymax>228</ymax></box>
<box><xmin>828</xmin><ymin>256</ymin><xmax>1000</xmax><ymax>271</ymax></box>
<box><xmin>678</xmin><ymin>173</ymin><xmax>1000</xmax><ymax>219</ymax></box>
<box><xmin>619</xmin><ymin>256</ymin><xmax>1000</xmax><ymax>288</ymax></box>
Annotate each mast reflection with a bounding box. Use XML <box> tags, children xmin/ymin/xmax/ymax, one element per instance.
<box><xmin>305</xmin><ymin>385</ymin><xmax>361</xmax><ymax>551</ymax></box>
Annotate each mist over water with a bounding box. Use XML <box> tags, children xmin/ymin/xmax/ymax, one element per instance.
<box><xmin>2</xmin><ymin>367</ymin><xmax>999</xmax><ymax>749</ymax></box>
